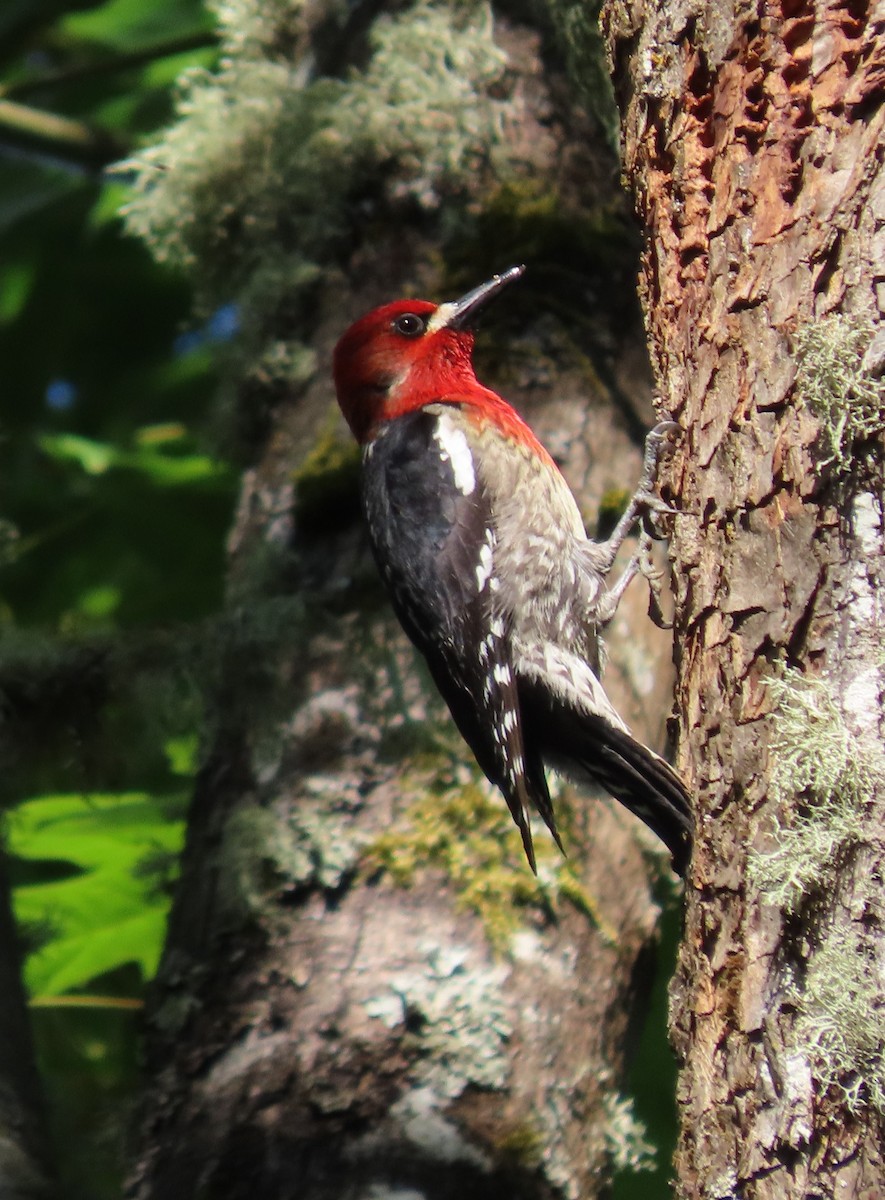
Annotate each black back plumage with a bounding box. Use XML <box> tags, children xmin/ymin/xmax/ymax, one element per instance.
<box><xmin>362</xmin><ymin>408</ymin><xmax>550</xmax><ymax>867</ymax></box>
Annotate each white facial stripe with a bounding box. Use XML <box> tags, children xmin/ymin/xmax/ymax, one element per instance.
<box><xmin>426</xmin><ymin>302</ymin><xmax>457</xmax><ymax>334</ymax></box>
<box><xmin>433</xmin><ymin>413</ymin><xmax>476</xmax><ymax>495</ymax></box>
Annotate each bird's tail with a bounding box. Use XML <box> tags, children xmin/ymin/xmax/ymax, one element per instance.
<box><xmin>518</xmin><ymin>671</ymin><xmax>693</xmax><ymax>875</ymax></box>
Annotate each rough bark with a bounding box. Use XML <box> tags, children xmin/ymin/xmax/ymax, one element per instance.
<box><xmin>602</xmin><ymin>0</ymin><xmax>885</xmax><ymax>1195</ymax></box>
<box><xmin>124</xmin><ymin>9</ymin><xmax>686</xmax><ymax>1199</ymax></box>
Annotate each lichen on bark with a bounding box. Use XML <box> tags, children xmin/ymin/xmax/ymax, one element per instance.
<box><xmin>601</xmin><ymin>0</ymin><xmax>885</xmax><ymax>1193</ymax></box>
<box><xmin>795</xmin><ymin>312</ymin><xmax>885</xmax><ymax>475</ymax></box>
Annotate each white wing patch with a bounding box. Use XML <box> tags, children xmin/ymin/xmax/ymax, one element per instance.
<box><xmin>475</xmin><ymin>529</ymin><xmax>495</xmax><ymax>591</ymax></box>
<box><xmin>493</xmin><ymin>662</ymin><xmax>512</xmax><ymax>685</ymax></box>
<box><xmin>432</xmin><ymin>412</ymin><xmax>476</xmax><ymax>496</ymax></box>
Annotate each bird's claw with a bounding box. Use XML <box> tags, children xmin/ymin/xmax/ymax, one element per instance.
<box><xmin>638</xmin><ymin>528</ymin><xmax>673</xmax><ymax>629</ymax></box>
<box><xmin>638</xmin><ymin>421</ymin><xmax>680</xmax><ymax>491</ymax></box>
<box><xmin>640</xmin><ymin>491</ymin><xmax>679</xmax><ymax>518</ymax></box>
<box><xmin>635</xmin><ymin>421</ymin><xmax>680</xmax><ymax>535</ymax></box>
<box><xmin>649</xmin><ymin>419</ymin><xmax>680</xmax><ymax>443</ymax></box>
<box><xmin>593</xmin><ymin>420</ymin><xmax>681</xmax><ymax>575</ymax></box>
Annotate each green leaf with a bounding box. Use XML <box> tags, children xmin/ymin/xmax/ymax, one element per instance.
<box><xmin>38</xmin><ymin>431</ymin><xmax>233</xmax><ymax>486</ymax></box>
<box><xmin>88</xmin><ymin>180</ymin><xmax>133</xmax><ymax>229</ymax></box>
<box><xmin>0</xmin><ymin>261</ymin><xmax>34</xmax><ymax>323</ymax></box>
<box><xmin>9</xmin><ymin>792</ymin><xmax>184</xmax><ymax>867</ymax></box>
<box><xmin>23</xmin><ymin>906</ymin><xmax>167</xmax><ymax>997</ymax></box>
<box><xmin>7</xmin><ymin>792</ymin><xmax>185</xmax><ymax>996</ymax></box>
<box><xmin>120</xmin><ymin>445</ymin><xmax>233</xmax><ymax>486</ymax></box>
<box><xmin>163</xmin><ymin>733</ymin><xmax>199</xmax><ymax>777</ymax></box>
<box><xmin>75</xmin><ymin>584</ymin><xmax>121</xmax><ymax>619</ymax></box>
<box><xmin>141</xmin><ymin>44</ymin><xmax>219</xmax><ymax>89</ymax></box>
<box><xmin>38</xmin><ymin>433</ymin><xmax>115</xmax><ymax>475</ymax></box>
<box><xmin>60</xmin><ymin>0</ymin><xmax>213</xmax><ymax>51</ymax></box>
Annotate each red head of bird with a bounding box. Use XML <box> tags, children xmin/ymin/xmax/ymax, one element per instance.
<box><xmin>333</xmin><ymin>266</ymin><xmax>525</xmax><ymax>444</ymax></box>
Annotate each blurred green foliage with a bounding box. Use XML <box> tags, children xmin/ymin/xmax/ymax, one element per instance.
<box><xmin>1</xmin><ymin>1</ymin><xmax>228</xmax><ymax>1195</ymax></box>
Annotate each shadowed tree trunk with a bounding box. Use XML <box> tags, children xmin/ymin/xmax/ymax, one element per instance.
<box><xmin>603</xmin><ymin>0</ymin><xmax>885</xmax><ymax>1194</ymax></box>
<box><xmin>123</xmin><ymin>4</ymin><xmax>686</xmax><ymax>1198</ymax></box>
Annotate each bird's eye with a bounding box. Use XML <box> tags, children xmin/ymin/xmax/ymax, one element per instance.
<box><xmin>392</xmin><ymin>313</ymin><xmax>426</xmax><ymax>338</ymax></box>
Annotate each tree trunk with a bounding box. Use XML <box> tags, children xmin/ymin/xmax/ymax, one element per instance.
<box><xmin>602</xmin><ymin>0</ymin><xmax>885</xmax><ymax>1194</ymax></box>
<box><xmin>124</xmin><ymin>5</ymin><xmax>685</xmax><ymax>1197</ymax></box>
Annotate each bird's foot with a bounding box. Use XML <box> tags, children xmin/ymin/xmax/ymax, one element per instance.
<box><xmin>634</xmin><ymin>421</ymin><xmax>680</xmax><ymax>535</ymax></box>
<box><xmin>595</xmin><ymin>421</ymin><xmax>681</xmax><ymax>572</ymax></box>
<box><xmin>597</xmin><ymin>529</ymin><xmax>672</xmax><ymax>628</ymax></box>
<box><xmin>638</xmin><ymin>527</ymin><xmax>673</xmax><ymax>629</ymax></box>
<box><xmin>597</xmin><ymin>556</ymin><xmax>638</xmax><ymax>624</ymax></box>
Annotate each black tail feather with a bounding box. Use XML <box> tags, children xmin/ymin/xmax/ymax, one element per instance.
<box><xmin>519</xmin><ymin>678</ymin><xmax>693</xmax><ymax>875</ymax></box>
<box><xmin>500</xmin><ymin>751</ymin><xmax>565</xmax><ymax>875</ymax></box>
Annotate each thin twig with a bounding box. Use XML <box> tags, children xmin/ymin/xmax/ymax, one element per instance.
<box><xmin>0</xmin><ymin>98</ymin><xmax>125</xmax><ymax>168</ymax></box>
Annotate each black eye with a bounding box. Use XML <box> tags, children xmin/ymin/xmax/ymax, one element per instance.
<box><xmin>392</xmin><ymin>313</ymin><xmax>426</xmax><ymax>338</ymax></box>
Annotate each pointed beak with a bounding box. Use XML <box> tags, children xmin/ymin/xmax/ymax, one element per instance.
<box><xmin>444</xmin><ymin>265</ymin><xmax>525</xmax><ymax>331</ymax></box>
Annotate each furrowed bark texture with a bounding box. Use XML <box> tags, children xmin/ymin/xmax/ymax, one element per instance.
<box><xmin>126</xmin><ymin>9</ymin><xmax>681</xmax><ymax>1199</ymax></box>
<box><xmin>603</xmin><ymin>0</ymin><xmax>885</xmax><ymax>1195</ymax></box>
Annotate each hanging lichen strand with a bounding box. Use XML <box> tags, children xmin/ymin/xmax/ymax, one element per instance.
<box><xmin>119</xmin><ymin>0</ymin><xmax>508</xmax><ymax>386</ymax></box>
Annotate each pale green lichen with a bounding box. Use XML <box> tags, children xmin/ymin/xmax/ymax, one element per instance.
<box><xmin>282</xmin><ymin>795</ymin><xmax>367</xmax><ymax>889</ymax></box>
<box><xmin>796</xmin><ymin>313</ymin><xmax>885</xmax><ymax>475</ymax></box>
<box><xmin>216</xmin><ymin>788</ymin><xmax>367</xmax><ymax>922</ymax></box>
<box><xmin>121</xmin><ymin>56</ymin><xmax>305</xmax><ymax>279</ymax></box>
<box><xmin>603</xmin><ymin>1092</ymin><xmax>656</xmax><ymax>1173</ymax></box>
<box><xmin>382</xmin><ymin>1085</ymin><xmax>493</xmax><ymax>1172</ymax></box>
<box><xmin>749</xmin><ymin>670</ymin><xmax>872</xmax><ymax>912</ymax></box>
<box><xmin>364</xmin><ymin>764</ymin><xmax>616</xmax><ymax>951</ymax></box>
<box><xmin>120</xmin><ymin>1</ymin><xmax>507</xmax><ymax>308</ymax></box>
<box><xmin>211</xmin><ymin>0</ymin><xmax>313</xmax><ymax>61</ymax></box>
<box><xmin>119</xmin><ymin>1</ymin><xmax>509</xmax><ymax>401</ymax></box>
<box><xmin>335</xmin><ymin>3</ymin><xmax>506</xmax><ymax>189</ymax></box>
<box><xmin>796</xmin><ymin>922</ymin><xmax>885</xmax><ymax>1114</ymax></box>
<box><xmin>214</xmin><ymin>806</ymin><xmax>292</xmax><ymax>920</ymax></box>
<box><xmin>365</xmin><ymin>938</ymin><xmax>520</xmax><ymax>1169</ymax></box>
<box><xmin>367</xmin><ymin>941</ymin><xmax>511</xmax><ymax>1097</ymax></box>
<box><xmin>751</xmin><ymin>668</ymin><xmax>885</xmax><ymax>1113</ymax></box>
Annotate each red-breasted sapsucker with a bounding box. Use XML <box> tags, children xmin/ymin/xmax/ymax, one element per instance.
<box><xmin>333</xmin><ymin>266</ymin><xmax>692</xmax><ymax>874</ymax></box>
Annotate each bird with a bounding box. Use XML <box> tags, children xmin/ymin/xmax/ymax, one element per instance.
<box><xmin>332</xmin><ymin>265</ymin><xmax>692</xmax><ymax>874</ymax></box>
